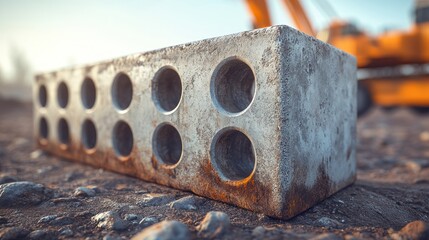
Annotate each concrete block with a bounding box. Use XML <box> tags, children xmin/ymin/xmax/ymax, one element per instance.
<box><xmin>33</xmin><ymin>25</ymin><xmax>357</xmax><ymax>219</ymax></box>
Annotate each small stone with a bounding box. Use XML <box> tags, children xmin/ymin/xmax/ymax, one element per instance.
<box><xmin>59</xmin><ymin>227</ymin><xmax>73</xmax><ymax>237</ymax></box>
<box><xmin>37</xmin><ymin>166</ymin><xmax>53</xmax><ymax>174</ymax></box>
<box><xmin>74</xmin><ymin>187</ymin><xmax>96</xmax><ymax>197</ymax></box>
<box><xmin>0</xmin><ymin>227</ymin><xmax>30</xmax><ymax>240</ymax></box>
<box><xmin>139</xmin><ymin>217</ymin><xmax>159</xmax><ymax>227</ymax></box>
<box><xmin>125</xmin><ymin>214</ymin><xmax>139</xmax><ymax>221</ymax></box>
<box><xmin>137</xmin><ymin>193</ymin><xmax>175</xmax><ymax>207</ymax></box>
<box><xmin>197</xmin><ymin>211</ymin><xmax>231</xmax><ymax>239</ymax></box>
<box><xmin>92</xmin><ymin>211</ymin><xmax>129</xmax><ymax>231</ymax></box>
<box><xmin>51</xmin><ymin>197</ymin><xmax>81</xmax><ymax>204</ymax></box>
<box><xmin>169</xmin><ymin>195</ymin><xmax>198</xmax><ymax>210</ymax></box>
<box><xmin>38</xmin><ymin>215</ymin><xmax>58</xmax><ymax>223</ymax></box>
<box><xmin>0</xmin><ymin>176</ymin><xmax>17</xmax><ymax>185</ymax></box>
<box><xmin>398</xmin><ymin>220</ymin><xmax>429</xmax><ymax>240</ymax></box>
<box><xmin>316</xmin><ymin>217</ymin><xmax>342</xmax><ymax>228</ymax></box>
<box><xmin>309</xmin><ymin>233</ymin><xmax>342</xmax><ymax>240</ymax></box>
<box><xmin>0</xmin><ymin>181</ymin><xmax>53</xmax><ymax>207</ymax></box>
<box><xmin>28</xmin><ymin>229</ymin><xmax>56</xmax><ymax>240</ymax></box>
<box><xmin>30</xmin><ymin>150</ymin><xmax>43</xmax><ymax>159</ymax></box>
<box><xmin>252</xmin><ymin>226</ymin><xmax>266</xmax><ymax>238</ymax></box>
<box><xmin>50</xmin><ymin>216</ymin><xmax>74</xmax><ymax>226</ymax></box>
<box><xmin>131</xmin><ymin>220</ymin><xmax>190</xmax><ymax>240</ymax></box>
<box><xmin>135</xmin><ymin>190</ymin><xmax>149</xmax><ymax>194</ymax></box>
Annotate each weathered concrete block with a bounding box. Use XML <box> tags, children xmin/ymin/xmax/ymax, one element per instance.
<box><xmin>33</xmin><ymin>25</ymin><xmax>356</xmax><ymax>219</ymax></box>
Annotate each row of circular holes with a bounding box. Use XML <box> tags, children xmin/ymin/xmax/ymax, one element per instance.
<box><xmin>38</xmin><ymin>58</ymin><xmax>256</xmax><ymax>116</ymax></box>
<box><xmin>37</xmin><ymin>58</ymin><xmax>256</xmax><ymax>181</ymax></box>
<box><xmin>38</xmin><ymin>117</ymin><xmax>255</xmax><ymax>181</ymax></box>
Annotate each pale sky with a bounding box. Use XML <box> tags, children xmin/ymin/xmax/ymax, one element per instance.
<box><xmin>0</xmin><ymin>0</ymin><xmax>414</xmax><ymax>78</ymax></box>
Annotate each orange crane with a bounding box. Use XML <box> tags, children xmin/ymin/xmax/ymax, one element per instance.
<box><xmin>244</xmin><ymin>0</ymin><xmax>429</xmax><ymax>116</ymax></box>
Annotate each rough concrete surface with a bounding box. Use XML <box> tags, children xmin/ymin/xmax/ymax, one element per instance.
<box><xmin>33</xmin><ymin>25</ymin><xmax>356</xmax><ymax>219</ymax></box>
<box><xmin>1</xmin><ymin>100</ymin><xmax>429</xmax><ymax>239</ymax></box>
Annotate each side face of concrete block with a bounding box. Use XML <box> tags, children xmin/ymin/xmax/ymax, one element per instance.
<box><xmin>278</xmin><ymin>28</ymin><xmax>357</xmax><ymax>218</ymax></box>
<box><xmin>33</xmin><ymin>25</ymin><xmax>356</xmax><ymax>219</ymax></box>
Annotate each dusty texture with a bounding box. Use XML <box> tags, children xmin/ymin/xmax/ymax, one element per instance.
<box><xmin>1</xmin><ymin>100</ymin><xmax>429</xmax><ymax>239</ymax></box>
<box><xmin>33</xmin><ymin>25</ymin><xmax>356</xmax><ymax>219</ymax></box>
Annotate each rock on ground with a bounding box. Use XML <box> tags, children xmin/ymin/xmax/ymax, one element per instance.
<box><xmin>0</xmin><ymin>181</ymin><xmax>52</xmax><ymax>207</ymax></box>
<box><xmin>73</xmin><ymin>186</ymin><xmax>96</xmax><ymax>197</ymax></box>
<box><xmin>316</xmin><ymin>217</ymin><xmax>342</xmax><ymax>228</ymax></box>
<box><xmin>92</xmin><ymin>211</ymin><xmax>129</xmax><ymax>231</ymax></box>
<box><xmin>169</xmin><ymin>195</ymin><xmax>198</xmax><ymax>210</ymax></box>
<box><xmin>137</xmin><ymin>193</ymin><xmax>175</xmax><ymax>207</ymax></box>
<box><xmin>139</xmin><ymin>217</ymin><xmax>159</xmax><ymax>227</ymax></box>
<box><xmin>0</xmin><ymin>227</ymin><xmax>30</xmax><ymax>240</ymax></box>
<box><xmin>197</xmin><ymin>211</ymin><xmax>231</xmax><ymax>239</ymax></box>
<box><xmin>131</xmin><ymin>220</ymin><xmax>189</xmax><ymax>240</ymax></box>
<box><xmin>28</xmin><ymin>229</ymin><xmax>56</xmax><ymax>240</ymax></box>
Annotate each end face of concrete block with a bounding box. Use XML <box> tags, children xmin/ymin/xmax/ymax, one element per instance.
<box><xmin>33</xmin><ymin>25</ymin><xmax>356</xmax><ymax>219</ymax></box>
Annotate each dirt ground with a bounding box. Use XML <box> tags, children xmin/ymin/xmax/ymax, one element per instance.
<box><xmin>0</xmin><ymin>99</ymin><xmax>428</xmax><ymax>239</ymax></box>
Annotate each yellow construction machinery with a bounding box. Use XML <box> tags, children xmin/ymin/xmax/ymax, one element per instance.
<box><xmin>244</xmin><ymin>0</ymin><xmax>429</xmax><ymax>116</ymax></box>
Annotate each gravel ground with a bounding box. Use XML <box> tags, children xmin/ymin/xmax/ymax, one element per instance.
<box><xmin>0</xmin><ymin>99</ymin><xmax>428</xmax><ymax>239</ymax></box>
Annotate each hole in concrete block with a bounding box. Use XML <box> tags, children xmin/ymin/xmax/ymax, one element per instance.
<box><xmin>81</xmin><ymin>77</ymin><xmax>96</xmax><ymax>109</ymax></box>
<box><xmin>153</xmin><ymin>123</ymin><xmax>182</xmax><ymax>166</ymax></box>
<box><xmin>58</xmin><ymin>118</ymin><xmax>70</xmax><ymax>145</ymax></box>
<box><xmin>39</xmin><ymin>84</ymin><xmax>48</xmax><ymax>107</ymax></box>
<box><xmin>82</xmin><ymin>119</ymin><xmax>97</xmax><ymax>151</ymax></box>
<box><xmin>39</xmin><ymin>117</ymin><xmax>48</xmax><ymax>140</ymax></box>
<box><xmin>111</xmin><ymin>72</ymin><xmax>133</xmax><ymax>111</ymax></box>
<box><xmin>210</xmin><ymin>128</ymin><xmax>255</xmax><ymax>181</ymax></box>
<box><xmin>210</xmin><ymin>57</ymin><xmax>256</xmax><ymax>114</ymax></box>
<box><xmin>152</xmin><ymin>67</ymin><xmax>182</xmax><ymax>113</ymax></box>
<box><xmin>112</xmin><ymin>120</ymin><xmax>133</xmax><ymax>158</ymax></box>
<box><xmin>57</xmin><ymin>81</ymin><xmax>69</xmax><ymax>108</ymax></box>
<box><xmin>211</xmin><ymin>58</ymin><xmax>256</xmax><ymax>115</ymax></box>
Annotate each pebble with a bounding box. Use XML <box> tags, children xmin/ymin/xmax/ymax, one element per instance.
<box><xmin>74</xmin><ymin>186</ymin><xmax>96</xmax><ymax>197</ymax></box>
<box><xmin>59</xmin><ymin>227</ymin><xmax>73</xmax><ymax>237</ymax></box>
<box><xmin>398</xmin><ymin>220</ymin><xmax>429</xmax><ymax>240</ymax></box>
<box><xmin>92</xmin><ymin>211</ymin><xmax>129</xmax><ymax>231</ymax></box>
<box><xmin>309</xmin><ymin>233</ymin><xmax>342</xmax><ymax>240</ymax></box>
<box><xmin>0</xmin><ymin>181</ymin><xmax>53</xmax><ymax>207</ymax></box>
<box><xmin>316</xmin><ymin>217</ymin><xmax>342</xmax><ymax>228</ymax></box>
<box><xmin>137</xmin><ymin>193</ymin><xmax>175</xmax><ymax>207</ymax></box>
<box><xmin>49</xmin><ymin>216</ymin><xmax>74</xmax><ymax>226</ymax></box>
<box><xmin>139</xmin><ymin>217</ymin><xmax>159</xmax><ymax>227</ymax></box>
<box><xmin>28</xmin><ymin>229</ymin><xmax>56</xmax><ymax>240</ymax></box>
<box><xmin>37</xmin><ymin>166</ymin><xmax>53</xmax><ymax>174</ymax></box>
<box><xmin>30</xmin><ymin>150</ymin><xmax>43</xmax><ymax>159</ymax></box>
<box><xmin>0</xmin><ymin>176</ymin><xmax>17</xmax><ymax>185</ymax></box>
<box><xmin>131</xmin><ymin>220</ymin><xmax>190</xmax><ymax>240</ymax></box>
<box><xmin>197</xmin><ymin>211</ymin><xmax>231</xmax><ymax>239</ymax></box>
<box><xmin>124</xmin><ymin>214</ymin><xmax>139</xmax><ymax>221</ymax></box>
<box><xmin>0</xmin><ymin>227</ymin><xmax>30</xmax><ymax>240</ymax></box>
<box><xmin>38</xmin><ymin>215</ymin><xmax>58</xmax><ymax>223</ymax></box>
<box><xmin>169</xmin><ymin>195</ymin><xmax>198</xmax><ymax>210</ymax></box>
<box><xmin>251</xmin><ymin>226</ymin><xmax>266</xmax><ymax>238</ymax></box>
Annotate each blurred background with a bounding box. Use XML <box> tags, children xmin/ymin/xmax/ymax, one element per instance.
<box><xmin>0</xmin><ymin>0</ymin><xmax>415</xmax><ymax>103</ymax></box>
